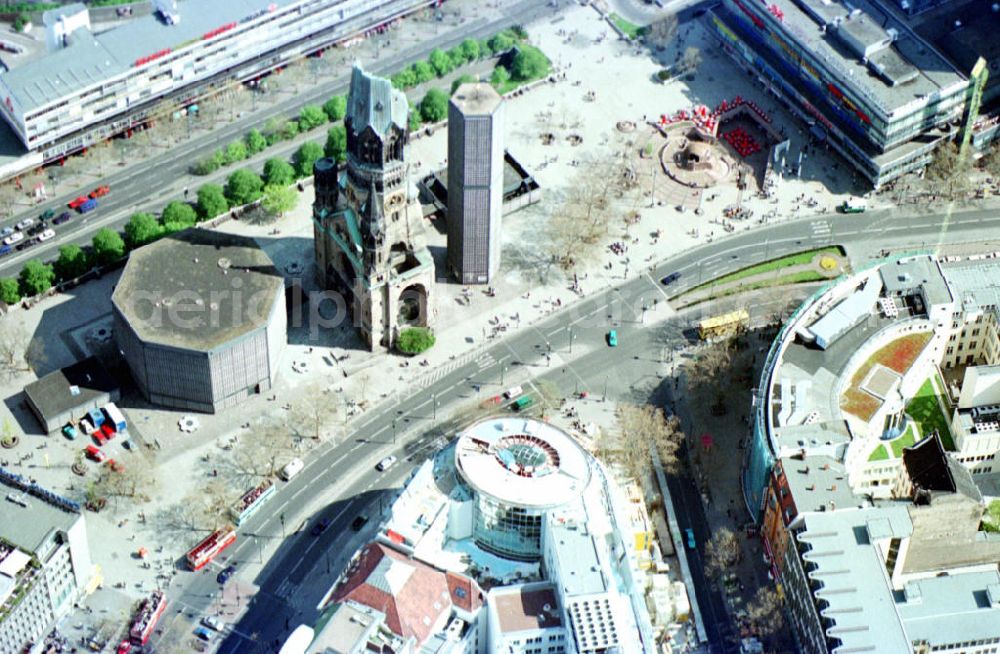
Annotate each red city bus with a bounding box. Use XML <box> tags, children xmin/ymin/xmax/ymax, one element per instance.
<box><xmin>185</xmin><ymin>527</ymin><xmax>236</xmax><ymax>571</ymax></box>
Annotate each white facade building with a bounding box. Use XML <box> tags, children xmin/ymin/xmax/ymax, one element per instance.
<box><xmin>0</xmin><ymin>470</ymin><xmax>93</xmax><ymax>654</ymax></box>
<box><xmin>0</xmin><ymin>0</ymin><xmax>435</xmax><ymax>165</ymax></box>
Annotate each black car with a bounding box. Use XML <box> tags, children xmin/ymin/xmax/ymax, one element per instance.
<box><xmin>351</xmin><ymin>515</ymin><xmax>369</xmax><ymax>532</ymax></box>
<box><xmin>660</xmin><ymin>271</ymin><xmax>682</xmax><ymax>285</ymax></box>
<box><xmin>15</xmin><ymin>238</ymin><xmax>37</xmax><ymax>251</ymax></box>
<box><xmin>311</xmin><ymin>517</ymin><xmax>331</xmax><ymax>536</ymax></box>
<box><xmin>27</xmin><ymin>221</ymin><xmax>47</xmax><ymax>236</ymax></box>
<box><xmin>53</xmin><ymin>211</ymin><xmax>72</xmax><ymax>225</ymax></box>
<box><xmin>216</xmin><ymin>564</ymin><xmax>235</xmax><ymax>584</ymax></box>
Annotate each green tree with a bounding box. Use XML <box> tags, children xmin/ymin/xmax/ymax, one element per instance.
<box><xmin>460</xmin><ymin>38</ymin><xmax>481</xmax><ymax>62</ymax></box>
<box><xmin>510</xmin><ymin>45</ymin><xmax>549</xmax><ymax>81</ymax></box>
<box><xmin>245</xmin><ymin>128</ymin><xmax>268</xmax><ymax>156</ymax></box>
<box><xmin>54</xmin><ymin>244</ymin><xmax>89</xmax><ymax>280</ymax></box>
<box><xmin>224</xmin><ymin>169</ymin><xmax>264</xmax><ymax>206</ymax></box>
<box><xmin>263</xmin><ymin>158</ymin><xmax>296</xmax><ymax>187</ymax></box>
<box><xmin>281</xmin><ymin>120</ymin><xmax>300</xmax><ymax>140</ymax></box>
<box><xmin>293</xmin><ymin>141</ymin><xmax>324</xmax><ymax>178</ymax></box>
<box><xmin>429</xmin><ymin>48</ymin><xmax>454</xmax><ymax>77</ymax></box>
<box><xmin>196</xmin><ymin>184</ymin><xmax>229</xmax><ymax>219</ymax></box>
<box><xmin>161</xmin><ymin>201</ymin><xmax>198</xmax><ymax>228</ymax></box>
<box><xmin>451</xmin><ymin>74</ymin><xmax>476</xmax><ymax>95</ymax></box>
<box><xmin>408</xmin><ymin>113</ymin><xmax>422</xmax><ymax>133</ymax></box>
<box><xmin>391</xmin><ymin>69</ymin><xmax>417</xmax><ymax>90</ymax></box>
<box><xmin>224</xmin><ymin>140</ymin><xmax>248</xmax><ymax>165</ymax></box>
<box><xmin>19</xmin><ymin>260</ymin><xmax>55</xmax><ymax>297</ymax></box>
<box><xmin>419</xmin><ymin>88</ymin><xmax>449</xmax><ymax>124</ymax></box>
<box><xmin>448</xmin><ymin>46</ymin><xmax>469</xmax><ymax>68</ymax></box>
<box><xmin>490</xmin><ymin>65</ymin><xmax>511</xmax><ymax>89</ymax></box>
<box><xmin>324</xmin><ymin>124</ymin><xmax>347</xmax><ymax>162</ymax></box>
<box><xmin>397</xmin><ymin>327</ymin><xmax>435</xmax><ymax>354</ymax></box>
<box><xmin>510</xmin><ymin>25</ymin><xmax>528</xmax><ymax>40</ymax></box>
<box><xmin>298</xmin><ymin>104</ymin><xmax>328</xmax><ymax>131</ymax></box>
<box><xmin>487</xmin><ymin>33</ymin><xmax>515</xmax><ymax>54</ymax></box>
<box><xmin>12</xmin><ymin>13</ymin><xmax>28</xmax><ymax>33</ymax></box>
<box><xmin>411</xmin><ymin>60</ymin><xmax>435</xmax><ymax>84</ymax></box>
<box><xmin>322</xmin><ymin>95</ymin><xmax>347</xmax><ymax>122</ymax></box>
<box><xmin>261</xmin><ymin>184</ymin><xmax>299</xmax><ymax>218</ymax></box>
<box><xmin>123</xmin><ymin>212</ymin><xmax>163</xmax><ymax>249</ymax></box>
<box><xmin>0</xmin><ymin>278</ymin><xmax>21</xmax><ymax>305</ymax></box>
<box><xmin>91</xmin><ymin>228</ymin><xmax>126</xmax><ymax>266</ymax></box>
<box><xmin>191</xmin><ymin>157</ymin><xmax>220</xmax><ymax>176</ymax></box>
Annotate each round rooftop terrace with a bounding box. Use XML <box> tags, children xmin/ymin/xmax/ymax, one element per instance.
<box><xmin>454</xmin><ymin>417</ymin><xmax>591</xmax><ymax>510</ymax></box>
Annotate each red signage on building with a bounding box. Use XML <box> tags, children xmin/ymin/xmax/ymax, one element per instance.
<box><xmin>202</xmin><ymin>22</ymin><xmax>237</xmax><ymax>40</ymax></box>
<box><xmin>134</xmin><ymin>49</ymin><xmax>171</xmax><ymax>67</ymax></box>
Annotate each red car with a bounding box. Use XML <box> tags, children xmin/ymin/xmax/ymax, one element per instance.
<box><xmin>100</xmin><ymin>422</ymin><xmax>115</xmax><ymax>441</ymax></box>
<box><xmin>89</xmin><ymin>185</ymin><xmax>110</xmax><ymax>199</ymax></box>
<box><xmin>68</xmin><ymin>196</ymin><xmax>88</xmax><ymax>209</ymax></box>
<box><xmin>85</xmin><ymin>444</ymin><xmax>106</xmax><ymax>462</ymax></box>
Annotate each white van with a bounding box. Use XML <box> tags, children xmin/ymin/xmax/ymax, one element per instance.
<box><xmin>503</xmin><ymin>385</ymin><xmax>523</xmax><ymax>400</ymax></box>
<box><xmin>279</xmin><ymin>458</ymin><xmax>304</xmax><ymax>481</ymax></box>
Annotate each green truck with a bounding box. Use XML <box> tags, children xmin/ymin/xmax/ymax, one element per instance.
<box><xmin>512</xmin><ymin>396</ymin><xmax>534</xmax><ymax>411</ymax></box>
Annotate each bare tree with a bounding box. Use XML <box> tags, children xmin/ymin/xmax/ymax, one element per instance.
<box><xmin>677</xmin><ymin>46</ymin><xmax>702</xmax><ymax>75</ymax></box>
<box><xmin>0</xmin><ymin>182</ymin><xmax>18</xmax><ymax>218</ymax></box>
<box><xmin>229</xmin><ymin>426</ymin><xmax>289</xmax><ymax>483</ymax></box>
<box><xmin>686</xmin><ymin>339</ymin><xmax>734</xmax><ymax>413</ymax></box>
<box><xmin>981</xmin><ymin>141</ymin><xmax>1000</xmax><ymax>179</ymax></box>
<box><xmin>175</xmin><ymin>479</ymin><xmax>233</xmax><ymax>531</ymax></box>
<box><xmin>746</xmin><ymin>585</ymin><xmax>785</xmax><ymax>639</ymax></box>
<box><xmin>290</xmin><ymin>382</ymin><xmax>339</xmax><ymax>443</ymax></box>
<box><xmin>91</xmin><ymin>454</ymin><xmax>159</xmax><ymax>507</ymax></box>
<box><xmin>0</xmin><ymin>325</ymin><xmax>47</xmax><ymax>380</ymax></box>
<box><xmin>645</xmin><ymin>14</ymin><xmax>678</xmax><ymax>50</ymax></box>
<box><xmin>546</xmin><ymin>154</ymin><xmax>625</xmax><ymax>268</ymax></box>
<box><xmin>704</xmin><ymin>527</ymin><xmax>742</xmax><ymax>578</ymax></box>
<box><xmin>597</xmin><ymin>403</ymin><xmax>684</xmax><ymax>485</ymax></box>
<box><xmin>925</xmin><ymin>140</ymin><xmax>972</xmax><ymax>200</ymax></box>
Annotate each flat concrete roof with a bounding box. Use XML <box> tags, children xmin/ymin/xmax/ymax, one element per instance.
<box><xmin>547</xmin><ymin>520</ymin><xmax>606</xmax><ymax>596</ymax></box>
<box><xmin>491</xmin><ymin>584</ymin><xmax>561</xmax><ymax>633</ymax></box>
<box><xmin>0</xmin><ymin>0</ymin><xmax>304</xmax><ymax>115</ymax></box>
<box><xmin>0</xmin><ymin>470</ymin><xmax>80</xmax><ymax>555</ymax></box>
<box><xmin>880</xmin><ymin>256</ymin><xmax>951</xmax><ymax>305</ymax></box>
<box><xmin>898</xmin><ymin>570</ymin><xmax>1000</xmax><ymax>647</ymax></box>
<box><xmin>751</xmin><ymin>0</ymin><xmax>964</xmax><ymax>115</ymax></box>
<box><xmin>942</xmin><ymin>260</ymin><xmax>1000</xmax><ymax>313</ymax></box>
<box><xmin>450</xmin><ymin>83</ymin><xmax>503</xmax><ymax>116</ymax></box>
<box><xmin>454</xmin><ymin>417</ymin><xmax>591</xmax><ymax>510</ymax></box>
<box><xmin>112</xmin><ymin>228</ymin><xmax>283</xmax><ymax>352</ymax></box>
<box><xmin>779</xmin><ymin>454</ymin><xmax>858</xmax><ymax>513</ymax></box>
<box><xmin>23</xmin><ymin>356</ymin><xmax>118</xmax><ymax>428</ymax></box>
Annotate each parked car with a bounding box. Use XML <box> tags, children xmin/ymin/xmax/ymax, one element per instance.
<box><xmin>90</xmin><ymin>185</ymin><xmax>110</xmax><ymax>199</ymax></box>
<box><xmin>84</xmin><ymin>445</ymin><xmax>106</xmax><ymax>463</ymax></box>
<box><xmin>201</xmin><ymin>616</ymin><xmax>224</xmax><ymax>632</ymax></box>
<box><xmin>15</xmin><ymin>238</ymin><xmax>35</xmax><ymax>251</ymax></box>
<box><xmin>36</xmin><ymin>229</ymin><xmax>55</xmax><ymax>242</ymax></box>
<box><xmin>0</xmin><ymin>226</ymin><xmax>13</xmax><ymax>237</ymax></box>
<box><xmin>27</xmin><ymin>221</ymin><xmax>47</xmax><ymax>236</ymax></box>
<box><xmin>685</xmin><ymin>528</ymin><xmax>696</xmax><ymax>549</ymax></box>
<box><xmin>39</xmin><ymin>208</ymin><xmax>55</xmax><ymax>221</ymax></box>
<box><xmin>3</xmin><ymin>232</ymin><xmax>23</xmax><ymax>246</ymax></box>
<box><xmin>376</xmin><ymin>455</ymin><xmax>397</xmax><ymax>472</ymax></box>
<box><xmin>660</xmin><ymin>271</ymin><xmax>682</xmax><ymax>285</ymax></box>
<box><xmin>193</xmin><ymin>627</ymin><xmax>213</xmax><ymax>641</ymax></box>
<box><xmin>62</xmin><ymin>424</ymin><xmax>78</xmax><ymax>440</ymax></box>
<box><xmin>607</xmin><ymin>330</ymin><xmax>618</xmax><ymax>347</ymax></box>
<box><xmin>216</xmin><ymin>564</ymin><xmax>235</xmax><ymax>584</ymax></box>
<box><xmin>53</xmin><ymin>211</ymin><xmax>72</xmax><ymax>225</ymax></box>
<box><xmin>311</xmin><ymin>518</ymin><xmax>331</xmax><ymax>536</ymax></box>
<box><xmin>0</xmin><ymin>244</ymin><xmax>12</xmax><ymax>257</ymax></box>
<box><xmin>68</xmin><ymin>196</ymin><xmax>88</xmax><ymax>209</ymax></box>
<box><xmin>15</xmin><ymin>217</ymin><xmax>34</xmax><ymax>231</ymax></box>
<box><xmin>351</xmin><ymin>515</ymin><xmax>369</xmax><ymax>532</ymax></box>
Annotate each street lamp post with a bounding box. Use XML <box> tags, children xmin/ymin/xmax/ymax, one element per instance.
<box><xmin>639</xmin><ymin>296</ymin><xmax>644</xmax><ymax>323</ymax></box>
<box><xmin>603</xmin><ymin>376</ymin><xmax>608</xmax><ymax>402</ymax></box>
<box><xmin>568</xmin><ymin>328</ymin><xmax>574</xmax><ymax>353</ymax></box>
<box><xmin>279</xmin><ymin>513</ymin><xmax>285</xmax><ymax>539</ymax></box>
<box><xmin>432</xmin><ymin>393</ymin><xmax>437</xmax><ymax>420</ymax></box>
<box><xmin>501</xmin><ymin>365</ymin><xmax>507</xmax><ymax>386</ymax></box>
<box><xmin>392</xmin><ymin>419</ymin><xmax>397</xmax><ymax>444</ymax></box>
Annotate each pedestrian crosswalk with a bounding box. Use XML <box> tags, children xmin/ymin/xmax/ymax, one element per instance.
<box><xmin>414</xmin><ymin>350</ymin><xmax>499</xmax><ymax>389</ymax></box>
<box><xmin>811</xmin><ymin>220</ymin><xmax>831</xmax><ymax>237</ymax></box>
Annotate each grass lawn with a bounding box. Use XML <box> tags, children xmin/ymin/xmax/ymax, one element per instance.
<box><xmin>677</xmin><ymin>270</ymin><xmax>828</xmax><ymax>306</ymax></box>
<box><xmin>841</xmin><ymin>333</ymin><xmax>931</xmax><ymax>421</ymax></box>
<box><xmin>890</xmin><ymin>424</ymin><xmax>917</xmax><ymax>458</ymax></box>
<box><xmin>906</xmin><ymin>377</ymin><xmax>955</xmax><ymax>450</ymax></box>
<box><xmin>868</xmin><ymin>445</ymin><xmax>889</xmax><ymax>462</ymax></box>
<box><xmin>687</xmin><ymin>246</ymin><xmax>845</xmax><ymax>293</ymax></box>
<box><xmin>492</xmin><ymin>44</ymin><xmax>552</xmax><ymax>94</ymax></box>
<box><xmin>609</xmin><ymin>13</ymin><xmax>643</xmax><ymax>39</ymax></box>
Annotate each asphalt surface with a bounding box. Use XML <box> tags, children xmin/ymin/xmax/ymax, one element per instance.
<box><xmin>143</xmin><ymin>203</ymin><xmax>1000</xmax><ymax>652</ymax></box>
<box><xmin>0</xmin><ymin>0</ymin><xmax>561</xmax><ymax>278</ymax></box>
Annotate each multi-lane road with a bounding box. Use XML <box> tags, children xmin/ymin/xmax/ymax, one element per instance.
<box><xmin>142</xmin><ymin>203</ymin><xmax>1000</xmax><ymax>652</ymax></box>
<box><xmin>0</xmin><ymin>0</ymin><xmax>562</xmax><ymax>278</ymax></box>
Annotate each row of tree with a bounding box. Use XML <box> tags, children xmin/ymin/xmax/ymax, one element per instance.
<box><xmin>389</xmin><ymin>29</ymin><xmax>526</xmax><ymax>91</ymax></box>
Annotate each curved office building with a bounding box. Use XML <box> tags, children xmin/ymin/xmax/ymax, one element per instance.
<box><xmin>454</xmin><ymin>417</ymin><xmax>592</xmax><ymax>561</ymax></box>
